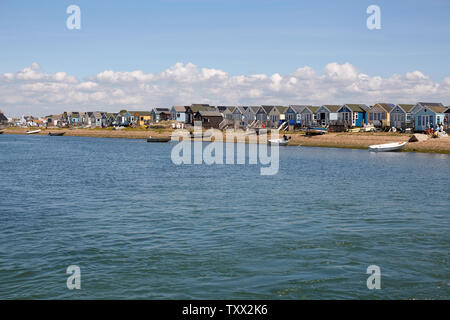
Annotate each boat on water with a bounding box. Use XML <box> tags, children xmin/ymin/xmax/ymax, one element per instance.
<box><xmin>0</xmin><ymin>130</ymin><xmax>4</xmax><ymax>135</ymax></box>
<box><xmin>147</xmin><ymin>136</ymin><xmax>171</xmax><ymax>143</ymax></box>
<box><xmin>48</xmin><ymin>132</ymin><xmax>65</xmax><ymax>136</ymax></box>
<box><xmin>305</xmin><ymin>127</ymin><xmax>328</xmax><ymax>135</ymax></box>
<box><xmin>268</xmin><ymin>137</ymin><xmax>289</xmax><ymax>146</ymax></box>
<box><xmin>26</xmin><ymin>129</ymin><xmax>41</xmax><ymax>135</ymax></box>
<box><xmin>368</xmin><ymin>142</ymin><xmax>406</xmax><ymax>152</ymax></box>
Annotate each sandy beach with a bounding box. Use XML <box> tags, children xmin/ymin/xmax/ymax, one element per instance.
<box><xmin>3</xmin><ymin>127</ymin><xmax>450</xmax><ymax>154</ymax></box>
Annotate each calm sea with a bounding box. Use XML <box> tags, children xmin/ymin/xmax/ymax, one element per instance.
<box><xmin>0</xmin><ymin>134</ymin><xmax>448</xmax><ymax>299</ymax></box>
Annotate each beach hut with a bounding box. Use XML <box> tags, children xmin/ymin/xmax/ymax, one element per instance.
<box><xmin>150</xmin><ymin>108</ymin><xmax>170</xmax><ymax>123</ymax></box>
<box><xmin>231</xmin><ymin>106</ymin><xmax>249</xmax><ymax>128</ymax></box>
<box><xmin>300</xmin><ymin>106</ymin><xmax>320</xmax><ymax>127</ymax></box>
<box><xmin>256</xmin><ymin>106</ymin><xmax>269</xmax><ymax>123</ymax></box>
<box><xmin>246</xmin><ymin>106</ymin><xmax>260</xmax><ymax>125</ymax></box>
<box><xmin>444</xmin><ymin>107</ymin><xmax>450</xmax><ymax>128</ymax></box>
<box><xmin>104</xmin><ymin>113</ymin><xmax>117</xmax><ymax>127</ymax></box>
<box><xmin>194</xmin><ymin>110</ymin><xmax>223</xmax><ymax>129</ymax></box>
<box><xmin>266</xmin><ymin>106</ymin><xmax>287</xmax><ymax>128</ymax></box>
<box><xmin>116</xmin><ymin>110</ymin><xmax>133</xmax><ymax>126</ymax></box>
<box><xmin>413</xmin><ymin>103</ymin><xmax>446</xmax><ymax>132</ymax></box>
<box><xmin>170</xmin><ymin>106</ymin><xmax>188</xmax><ymax>123</ymax></box>
<box><xmin>241</xmin><ymin>106</ymin><xmax>256</xmax><ymax>125</ymax></box>
<box><xmin>0</xmin><ymin>110</ymin><xmax>9</xmax><ymax>126</ymax></box>
<box><xmin>185</xmin><ymin>104</ymin><xmax>216</xmax><ymax>125</ymax></box>
<box><xmin>390</xmin><ymin>104</ymin><xmax>414</xmax><ymax>129</ymax></box>
<box><xmin>337</xmin><ymin>104</ymin><xmax>368</xmax><ymax>127</ymax></box>
<box><xmin>130</xmin><ymin>111</ymin><xmax>151</xmax><ymax>126</ymax></box>
<box><xmin>90</xmin><ymin>112</ymin><xmax>107</xmax><ymax>127</ymax></box>
<box><xmin>78</xmin><ymin>112</ymin><xmax>89</xmax><ymax>127</ymax></box>
<box><xmin>231</xmin><ymin>106</ymin><xmax>244</xmax><ymax>121</ymax></box>
<box><xmin>69</xmin><ymin>112</ymin><xmax>80</xmax><ymax>126</ymax></box>
<box><xmin>284</xmin><ymin>105</ymin><xmax>307</xmax><ymax>126</ymax></box>
<box><xmin>221</xmin><ymin>106</ymin><xmax>235</xmax><ymax>120</ymax></box>
<box><xmin>316</xmin><ymin>105</ymin><xmax>340</xmax><ymax>126</ymax></box>
<box><xmin>368</xmin><ymin>103</ymin><xmax>395</xmax><ymax>127</ymax></box>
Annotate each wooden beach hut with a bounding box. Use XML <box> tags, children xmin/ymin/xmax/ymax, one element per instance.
<box><xmin>194</xmin><ymin>110</ymin><xmax>223</xmax><ymax>129</ymax></box>
<box><xmin>390</xmin><ymin>104</ymin><xmax>414</xmax><ymax>129</ymax></box>
<box><xmin>316</xmin><ymin>105</ymin><xmax>340</xmax><ymax>126</ymax></box>
<box><xmin>368</xmin><ymin>103</ymin><xmax>395</xmax><ymax>127</ymax></box>
<box><xmin>185</xmin><ymin>104</ymin><xmax>216</xmax><ymax>126</ymax></box>
<box><xmin>0</xmin><ymin>110</ymin><xmax>9</xmax><ymax>126</ymax></box>
<box><xmin>337</xmin><ymin>104</ymin><xmax>368</xmax><ymax>127</ymax></box>
<box><xmin>300</xmin><ymin>106</ymin><xmax>320</xmax><ymax>127</ymax></box>
<box><xmin>444</xmin><ymin>107</ymin><xmax>450</xmax><ymax>128</ymax></box>
<box><xmin>130</xmin><ymin>111</ymin><xmax>152</xmax><ymax>127</ymax></box>
<box><xmin>413</xmin><ymin>103</ymin><xmax>446</xmax><ymax>132</ymax></box>
<box><xmin>284</xmin><ymin>105</ymin><xmax>307</xmax><ymax>127</ymax></box>
<box><xmin>170</xmin><ymin>106</ymin><xmax>188</xmax><ymax>123</ymax></box>
<box><xmin>151</xmin><ymin>108</ymin><xmax>170</xmax><ymax>123</ymax></box>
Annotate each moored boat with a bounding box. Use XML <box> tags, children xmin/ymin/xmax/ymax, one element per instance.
<box><xmin>268</xmin><ymin>138</ymin><xmax>289</xmax><ymax>146</ymax></box>
<box><xmin>48</xmin><ymin>132</ymin><xmax>65</xmax><ymax>136</ymax></box>
<box><xmin>0</xmin><ymin>130</ymin><xmax>4</xmax><ymax>134</ymax></box>
<box><xmin>147</xmin><ymin>136</ymin><xmax>171</xmax><ymax>143</ymax></box>
<box><xmin>305</xmin><ymin>127</ymin><xmax>328</xmax><ymax>135</ymax></box>
<box><xmin>368</xmin><ymin>142</ymin><xmax>406</xmax><ymax>152</ymax></box>
<box><xmin>26</xmin><ymin>129</ymin><xmax>41</xmax><ymax>135</ymax></box>
<box><xmin>190</xmin><ymin>132</ymin><xmax>212</xmax><ymax>139</ymax></box>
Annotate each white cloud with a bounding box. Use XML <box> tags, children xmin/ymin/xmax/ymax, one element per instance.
<box><xmin>0</xmin><ymin>62</ymin><xmax>449</xmax><ymax>117</ymax></box>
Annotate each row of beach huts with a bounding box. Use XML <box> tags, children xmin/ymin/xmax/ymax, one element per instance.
<box><xmin>3</xmin><ymin>102</ymin><xmax>449</xmax><ymax>132</ymax></box>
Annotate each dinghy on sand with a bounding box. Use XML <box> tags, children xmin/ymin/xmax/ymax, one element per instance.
<box><xmin>26</xmin><ymin>129</ymin><xmax>41</xmax><ymax>135</ymax></box>
<box><xmin>268</xmin><ymin>137</ymin><xmax>289</xmax><ymax>146</ymax></box>
<box><xmin>368</xmin><ymin>142</ymin><xmax>406</xmax><ymax>152</ymax></box>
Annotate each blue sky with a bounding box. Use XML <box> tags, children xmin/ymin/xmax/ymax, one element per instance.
<box><xmin>1</xmin><ymin>0</ymin><xmax>449</xmax><ymax>80</ymax></box>
<box><xmin>1</xmin><ymin>0</ymin><xmax>450</xmax><ymax>116</ymax></box>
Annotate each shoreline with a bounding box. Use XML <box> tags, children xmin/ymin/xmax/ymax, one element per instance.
<box><xmin>3</xmin><ymin>127</ymin><xmax>450</xmax><ymax>154</ymax></box>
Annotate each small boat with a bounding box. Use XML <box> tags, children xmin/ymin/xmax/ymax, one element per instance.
<box><xmin>190</xmin><ymin>132</ymin><xmax>212</xmax><ymax>139</ymax></box>
<box><xmin>147</xmin><ymin>136</ymin><xmax>171</xmax><ymax>143</ymax></box>
<box><xmin>268</xmin><ymin>138</ymin><xmax>289</xmax><ymax>146</ymax></box>
<box><xmin>305</xmin><ymin>127</ymin><xmax>328</xmax><ymax>135</ymax></box>
<box><xmin>0</xmin><ymin>130</ymin><xmax>4</xmax><ymax>135</ymax></box>
<box><xmin>26</xmin><ymin>129</ymin><xmax>41</xmax><ymax>135</ymax></box>
<box><xmin>48</xmin><ymin>132</ymin><xmax>65</xmax><ymax>136</ymax></box>
<box><xmin>368</xmin><ymin>142</ymin><xmax>406</xmax><ymax>152</ymax></box>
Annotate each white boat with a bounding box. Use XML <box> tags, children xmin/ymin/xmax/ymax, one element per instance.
<box><xmin>368</xmin><ymin>142</ymin><xmax>406</xmax><ymax>152</ymax></box>
<box><xmin>26</xmin><ymin>129</ymin><xmax>41</xmax><ymax>135</ymax></box>
<box><xmin>268</xmin><ymin>138</ymin><xmax>289</xmax><ymax>146</ymax></box>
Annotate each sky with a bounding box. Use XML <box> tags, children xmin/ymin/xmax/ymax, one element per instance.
<box><xmin>0</xmin><ymin>0</ymin><xmax>449</xmax><ymax>116</ymax></box>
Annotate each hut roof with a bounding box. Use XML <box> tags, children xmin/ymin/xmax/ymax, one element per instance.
<box><xmin>189</xmin><ymin>105</ymin><xmax>214</xmax><ymax>113</ymax></box>
<box><xmin>198</xmin><ymin>110</ymin><xmax>222</xmax><ymax>117</ymax></box>
<box><xmin>172</xmin><ymin>106</ymin><xmax>187</xmax><ymax>112</ymax></box>
<box><xmin>130</xmin><ymin>111</ymin><xmax>152</xmax><ymax>116</ymax></box>
<box><xmin>397</xmin><ymin>104</ymin><xmax>415</xmax><ymax>112</ymax></box>
<box><xmin>374</xmin><ymin>103</ymin><xmax>395</xmax><ymax>112</ymax></box>
<box><xmin>322</xmin><ymin>105</ymin><xmax>341</xmax><ymax>112</ymax></box>
<box><xmin>0</xmin><ymin>112</ymin><xmax>8</xmax><ymax>121</ymax></box>
<box><xmin>344</xmin><ymin>104</ymin><xmax>368</xmax><ymax>112</ymax></box>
